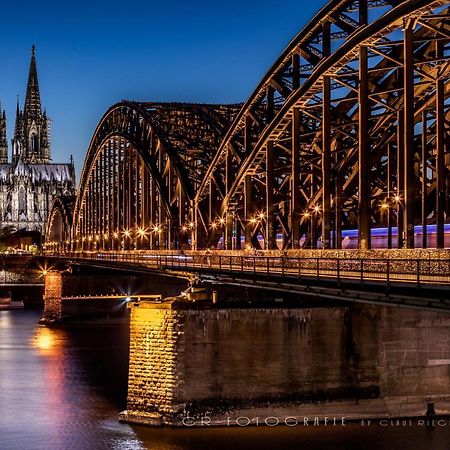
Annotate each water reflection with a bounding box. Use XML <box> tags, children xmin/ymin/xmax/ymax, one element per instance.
<box><xmin>0</xmin><ymin>311</ymin><xmax>12</xmax><ymax>329</ymax></box>
<box><xmin>32</xmin><ymin>326</ymin><xmax>60</xmax><ymax>354</ymax></box>
<box><xmin>0</xmin><ymin>310</ymin><xmax>139</xmax><ymax>450</ymax></box>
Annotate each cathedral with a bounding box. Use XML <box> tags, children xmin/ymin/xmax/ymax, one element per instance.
<box><xmin>0</xmin><ymin>46</ymin><xmax>76</xmax><ymax>235</ymax></box>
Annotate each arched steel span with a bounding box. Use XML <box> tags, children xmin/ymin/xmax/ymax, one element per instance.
<box><xmin>195</xmin><ymin>0</ymin><xmax>450</xmax><ymax>250</ymax></box>
<box><xmin>45</xmin><ymin>0</ymin><xmax>450</xmax><ymax>253</ymax></box>
<box><xmin>45</xmin><ymin>196</ymin><xmax>75</xmax><ymax>247</ymax></box>
<box><xmin>69</xmin><ymin>101</ymin><xmax>240</xmax><ymax>251</ymax></box>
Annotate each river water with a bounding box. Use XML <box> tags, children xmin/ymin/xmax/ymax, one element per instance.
<box><xmin>1</xmin><ymin>309</ymin><xmax>450</xmax><ymax>450</ymax></box>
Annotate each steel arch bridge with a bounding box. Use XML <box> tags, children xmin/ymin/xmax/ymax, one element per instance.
<box><xmin>45</xmin><ymin>196</ymin><xmax>75</xmax><ymax>245</ymax></box>
<box><xmin>67</xmin><ymin>101</ymin><xmax>240</xmax><ymax>251</ymax></box>
<box><xmin>46</xmin><ymin>0</ymin><xmax>450</xmax><ymax>253</ymax></box>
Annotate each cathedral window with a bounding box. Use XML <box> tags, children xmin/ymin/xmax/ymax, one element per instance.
<box><xmin>18</xmin><ymin>186</ymin><xmax>26</xmax><ymax>214</ymax></box>
<box><xmin>30</xmin><ymin>133</ymin><xmax>38</xmax><ymax>152</ymax></box>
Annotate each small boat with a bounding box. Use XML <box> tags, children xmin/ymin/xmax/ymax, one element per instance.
<box><xmin>0</xmin><ymin>296</ymin><xmax>24</xmax><ymax>310</ymax></box>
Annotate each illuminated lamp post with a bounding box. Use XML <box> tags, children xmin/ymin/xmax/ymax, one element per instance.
<box><xmin>380</xmin><ymin>201</ymin><xmax>391</xmax><ymax>249</ymax></box>
<box><xmin>123</xmin><ymin>229</ymin><xmax>132</xmax><ymax>251</ymax></box>
<box><xmin>137</xmin><ymin>227</ymin><xmax>147</xmax><ymax>250</ymax></box>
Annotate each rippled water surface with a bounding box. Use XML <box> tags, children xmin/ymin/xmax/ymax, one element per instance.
<box><xmin>1</xmin><ymin>309</ymin><xmax>450</xmax><ymax>450</ymax></box>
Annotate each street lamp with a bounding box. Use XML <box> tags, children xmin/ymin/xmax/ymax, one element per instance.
<box><xmin>137</xmin><ymin>227</ymin><xmax>147</xmax><ymax>250</ymax></box>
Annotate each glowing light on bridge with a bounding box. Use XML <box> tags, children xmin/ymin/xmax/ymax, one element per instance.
<box><xmin>137</xmin><ymin>228</ymin><xmax>147</xmax><ymax>238</ymax></box>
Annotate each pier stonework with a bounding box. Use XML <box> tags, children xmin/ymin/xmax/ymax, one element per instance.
<box><xmin>42</xmin><ymin>271</ymin><xmax>63</xmax><ymax>322</ymax></box>
<box><xmin>120</xmin><ymin>301</ymin><xmax>450</xmax><ymax>426</ymax></box>
<box><xmin>120</xmin><ymin>301</ymin><xmax>378</xmax><ymax>426</ymax></box>
<box><xmin>122</xmin><ymin>302</ymin><xmax>185</xmax><ymax>425</ymax></box>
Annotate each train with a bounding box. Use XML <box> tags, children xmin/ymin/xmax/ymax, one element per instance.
<box><xmin>214</xmin><ymin>224</ymin><xmax>450</xmax><ymax>249</ymax></box>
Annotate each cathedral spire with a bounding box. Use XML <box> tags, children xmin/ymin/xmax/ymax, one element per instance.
<box><xmin>14</xmin><ymin>95</ymin><xmax>20</xmax><ymax>135</ymax></box>
<box><xmin>24</xmin><ymin>44</ymin><xmax>42</xmax><ymax>119</ymax></box>
<box><xmin>0</xmin><ymin>100</ymin><xmax>7</xmax><ymax>163</ymax></box>
<box><xmin>12</xmin><ymin>46</ymin><xmax>51</xmax><ymax>164</ymax></box>
<box><xmin>12</xmin><ymin>96</ymin><xmax>23</xmax><ymax>164</ymax></box>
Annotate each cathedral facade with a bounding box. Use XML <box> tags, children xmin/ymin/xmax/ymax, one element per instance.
<box><xmin>0</xmin><ymin>46</ymin><xmax>76</xmax><ymax>235</ymax></box>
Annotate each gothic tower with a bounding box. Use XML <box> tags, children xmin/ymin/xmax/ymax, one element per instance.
<box><xmin>0</xmin><ymin>101</ymin><xmax>7</xmax><ymax>164</ymax></box>
<box><xmin>12</xmin><ymin>45</ymin><xmax>51</xmax><ymax>164</ymax></box>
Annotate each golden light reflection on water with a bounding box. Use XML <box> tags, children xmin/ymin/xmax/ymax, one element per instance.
<box><xmin>0</xmin><ymin>312</ymin><xmax>12</xmax><ymax>329</ymax></box>
<box><xmin>31</xmin><ymin>326</ymin><xmax>62</xmax><ymax>356</ymax></box>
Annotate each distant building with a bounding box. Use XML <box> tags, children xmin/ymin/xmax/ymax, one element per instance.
<box><xmin>0</xmin><ymin>46</ymin><xmax>76</xmax><ymax>234</ymax></box>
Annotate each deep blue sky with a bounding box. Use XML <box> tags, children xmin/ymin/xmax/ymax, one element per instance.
<box><xmin>0</xmin><ymin>0</ymin><xmax>327</xmax><ymax>181</ymax></box>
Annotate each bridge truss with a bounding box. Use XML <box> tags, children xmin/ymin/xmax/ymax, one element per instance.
<box><xmin>46</xmin><ymin>0</ymin><xmax>450</xmax><ymax>252</ymax></box>
<box><xmin>69</xmin><ymin>102</ymin><xmax>239</xmax><ymax>250</ymax></box>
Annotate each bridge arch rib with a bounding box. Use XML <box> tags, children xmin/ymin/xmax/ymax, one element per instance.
<box><xmin>45</xmin><ymin>196</ymin><xmax>76</xmax><ymax>252</ymax></box>
<box><xmin>71</xmin><ymin>101</ymin><xmax>239</xmax><ymax>251</ymax></box>
<box><xmin>195</xmin><ymin>0</ymin><xmax>450</xmax><ymax>250</ymax></box>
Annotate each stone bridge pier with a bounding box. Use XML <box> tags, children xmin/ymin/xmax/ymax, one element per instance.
<box><xmin>42</xmin><ymin>271</ymin><xmax>63</xmax><ymax>322</ymax></box>
<box><xmin>120</xmin><ymin>299</ymin><xmax>450</xmax><ymax>427</ymax></box>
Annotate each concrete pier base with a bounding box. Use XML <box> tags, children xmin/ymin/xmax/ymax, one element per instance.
<box><xmin>119</xmin><ymin>300</ymin><xmax>450</xmax><ymax>427</ymax></box>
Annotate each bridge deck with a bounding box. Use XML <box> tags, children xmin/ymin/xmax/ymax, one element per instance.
<box><xmin>45</xmin><ymin>251</ymin><xmax>450</xmax><ymax>287</ymax></box>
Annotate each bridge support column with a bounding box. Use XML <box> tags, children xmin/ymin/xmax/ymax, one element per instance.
<box><xmin>119</xmin><ymin>300</ymin><xmax>379</xmax><ymax>427</ymax></box>
<box><xmin>358</xmin><ymin>43</ymin><xmax>371</xmax><ymax>250</ymax></box>
<box><xmin>120</xmin><ymin>300</ymin><xmax>450</xmax><ymax>427</ymax></box>
<box><xmin>225</xmin><ymin>212</ymin><xmax>233</xmax><ymax>250</ymax></box>
<box><xmin>266</xmin><ymin>140</ymin><xmax>277</xmax><ymax>249</ymax></box>
<box><xmin>291</xmin><ymin>108</ymin><xmax>301</xmax><ymax>249</ymax></box>
<box><xmin>403</xmin><ymin>20</ymin><xmax>416</xmax><ymax>248</ymax></box>
<box><xmin>244</xmin><ymin>174</ymin><xmax>253</xmax><ymax>248</ymax></box>
<box><xmin>41</xmin><ymin>271</ymin><xmax>63</xmax><ymax>324</ymax></box>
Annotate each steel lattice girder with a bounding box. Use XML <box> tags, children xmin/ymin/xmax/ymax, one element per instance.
<box><xmin>70</xmin><ymin>101</ymin><xmax>239</xmax><ymax>250</ymax></box>
<box><xmin>195</xmin><ymin>0</ymin><xmax>450</xmax><ymax>250</ymax></box>
<box><xmin>46</xmin><ymin>196</ymin><xmax>75</xmax><ymax>245</ymax></box>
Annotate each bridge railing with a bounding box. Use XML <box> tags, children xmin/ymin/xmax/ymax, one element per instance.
<box><xmin>44</xmin><ymin>251</ymin><xmax>450</xmax><ymax>287</ymax></box>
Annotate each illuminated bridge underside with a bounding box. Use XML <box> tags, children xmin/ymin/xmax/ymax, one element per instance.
<box><xmin>48</xmin><ymin>0</ymin><xmax>450</xmax><ymax>252</ymax></box>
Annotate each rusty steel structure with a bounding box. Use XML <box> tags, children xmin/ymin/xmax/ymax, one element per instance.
<box><xmin>46</xmin><ymin>0</ymin><xmax>450</xmax><ymax>252</ymax></box>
